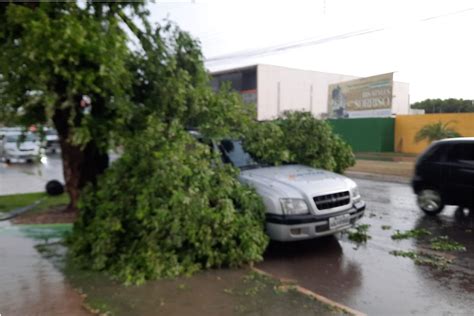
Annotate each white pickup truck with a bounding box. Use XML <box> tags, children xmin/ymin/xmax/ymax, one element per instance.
<box><xmin>216</xmin><ymin>138</ymin><xmax>366</xmax><ymax>242</ymax></box>
<box><xmin>0</xmin><ymin>132</ymin><xmax>41</xmax><ymax>163</ymax></box>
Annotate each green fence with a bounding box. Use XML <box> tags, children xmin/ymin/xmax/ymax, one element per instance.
<box><xmin>328</xmin><ymin>118</ymin><xmax>394</xmax><ymax>152</ymax></box>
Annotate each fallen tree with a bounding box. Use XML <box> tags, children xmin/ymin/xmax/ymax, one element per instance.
<box><xmin>243</xmin><ymin>111</ymin><xmax>356</xmax><ymax>174</ymax></box>
<box><xmin>69</xmin><ymin>119</ymin><xmax>268</xmax><ymax>284</ymax></box>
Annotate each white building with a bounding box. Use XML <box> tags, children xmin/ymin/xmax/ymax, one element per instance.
<box><xmin>211</xmin><ymin>64</ymin><xmax>410</xmax><ymax>121</ymax></box>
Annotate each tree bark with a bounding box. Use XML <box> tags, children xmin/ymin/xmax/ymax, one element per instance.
<box><xmin>59</xmin><ymin>139</ymin><xmax>109</xmax><ymax>213</ymax></box>
<box><xmin>53</xmin><ymin>108</ymin><xmax>109</xmax><ymax>213</ymax></box>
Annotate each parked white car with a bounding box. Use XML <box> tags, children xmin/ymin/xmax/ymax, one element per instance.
<box><xmin>215</xmin><ymin>138</ymin><xmax>366</xmax><ymax>242</ymax></box>
<box><xmin>43</xmin><ymin>128</ymin><xmax>61</xmax><ymax>154</ymax></box>
<box><xmin>0</xmin><ymin>132</ymin><xmax>41</xmax><ymax>163</ymax></box>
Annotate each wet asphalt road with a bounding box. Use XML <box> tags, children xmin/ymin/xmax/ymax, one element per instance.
<box><xmin>0</xmin><ymin>153</ymin><xmax>118</xmax><ymax>196</ymax></box>
<box><xmin>0</xmin><ymin>154</ymin><xmax>64</xmax><ymax>195</ymax></box>
<box><xmin>1</xmin><ymin>160</ymin><xmax>473</xmax><ymax>315</ymax></box>
<box><xmin>258</xmin><ymin>178</ymin><xmax>474</xmax><ymax>315</ymax></box>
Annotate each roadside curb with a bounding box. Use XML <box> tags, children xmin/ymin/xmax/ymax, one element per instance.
<box><xmin>345</xmin><ymin>171</ymin><xmax>410</xmax><ymax>184</ymax></box>
<box><xmin>251</xmin><ymin>267</ymin><xmax>367</xmax><ymax>316</ymax></box>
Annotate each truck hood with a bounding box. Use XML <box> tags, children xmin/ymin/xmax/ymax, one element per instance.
<box><xmin>5</xmin><ymin>142</ymin><xmax>39</xmax><ymax>152</ymax></box>
<box><xmin>239</xmin><ymin>164</ymin><xmax>352</xmax><ymax>198</ymax></box>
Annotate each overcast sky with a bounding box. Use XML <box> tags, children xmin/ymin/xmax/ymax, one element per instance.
<box><xmin>149</xmin><ymin>0</ymin><xmax>474</xmax><ymax>103</ymax></box>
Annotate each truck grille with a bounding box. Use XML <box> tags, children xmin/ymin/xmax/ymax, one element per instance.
<box><xmin>313</xmin><ymin>191</ymin><xmax>350</xmax><ymax>210</ymax></box>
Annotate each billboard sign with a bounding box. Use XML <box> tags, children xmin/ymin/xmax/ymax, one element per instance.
<box><xmin>328</xmin><ymin>73</ymin><xmax>393</xmax><ymax>118</ymax></box>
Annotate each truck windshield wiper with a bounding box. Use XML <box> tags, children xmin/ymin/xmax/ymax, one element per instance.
<box><xmin>239</xmin><ymin>163</ymin><xmax>269</xmax><ymax>170</ymax></box>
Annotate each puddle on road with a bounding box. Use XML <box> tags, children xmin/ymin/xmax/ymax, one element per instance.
<box><xmin>0</xmin><ymin>222</ymin><xmax>89</xmax><ymax>316</ymax></box>
<box><xmin>43</xmin><ymin>242</ymin><xmax>343</xmax><ymax>316</ymax></box>
<box><xmin>60</xmin><ymin>261</ymin><xmax>343</xmax><ymax>316</ymax></box>
<box><xmin>260</xmin><ymin>232</ymin><xmax>474</xmax><ymax>315</ymax></box>
<box><xmin>0</xmin><ymin>223</ymin><xmax>72</xmax><ymax>239</ymax></box>
<box><xmin>258</xmin><ymin>179</ymin><xmax>474</xmax><ymax>315</ymax></box>
<box><xmin>257</xmin><ymin>195</ymin><xmax>474</xmax><ymax>315</ymax></box>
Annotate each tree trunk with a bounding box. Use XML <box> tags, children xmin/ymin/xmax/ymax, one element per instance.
<box><xmin>59</xmin><ymin>139</ymin><xmax>109</xmax><ymax>213</ymax></box>
<box><xmin>53</xmin><ymin>108</ymin><xmax>109</xmax><ymax>213</ymax></box>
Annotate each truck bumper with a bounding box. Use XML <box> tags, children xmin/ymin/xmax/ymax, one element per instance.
<box><xmin>265</xmin><ymin>201</ymin><xmax>366</xmax><ymax>242</ymax></box>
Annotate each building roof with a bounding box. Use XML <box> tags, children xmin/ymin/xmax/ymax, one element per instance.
<box><xmin>210</xmin><ymin>65</ymin><xmax>258</xmax><ymax>76</ymax></box>
<box><xmin>209</xmin><ymin>64</ymin><xmax>409</xmax><ymax>85</ymax></box>
<box><xmin>209</xmin><ymin>64</ymin><xmax>355</xmax><ymax>78</ymax></box>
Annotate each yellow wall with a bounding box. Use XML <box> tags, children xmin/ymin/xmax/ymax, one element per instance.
<box><xmin>395</xmin><ymin>113</ymin><xmax>474</xmax><ymax>154</ymax></box>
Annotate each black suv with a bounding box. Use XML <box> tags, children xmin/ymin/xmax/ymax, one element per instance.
<box><xmin>412</xmin><ymin>138</ymin><xmax>474</xmax><ymax>215</ymax></box>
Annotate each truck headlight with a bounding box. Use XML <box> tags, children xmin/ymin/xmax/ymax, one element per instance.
<box><xmin>280</xmin><ymin>198</ymin><xmax>309</xmax><ymax>215</ymax></box>
<box><xmin>350</xmin><ymin>186</ymin><xmax>361</xmax><ymax>200</ymax></box>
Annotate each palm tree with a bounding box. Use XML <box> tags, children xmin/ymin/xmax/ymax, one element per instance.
<box><xmin>414</xmin><ymin>121</ymin><xmax>461</xmax><ymax>143</ymax></box>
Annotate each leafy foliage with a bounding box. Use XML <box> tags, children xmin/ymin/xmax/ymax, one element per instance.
<box><xmin>1</xmin><ymin>2</ymin><xmax>268</xmax><ymax>284</ymax></box>
<box><xmin>0</xmin><ymin>2</ymin><xmax>254</xmax><ymax>211</ymax></box>
<box><xmin>1</xmin><ymin>2</ymin><xmax>355</xmax><ymax>284</ymax></box>
<box><xmin>414</xmin><ymin>121</ymin><xmax>461</xmax><ymax>143</ymax></box>
<box><xmin>430</xmin><ymin>236</ymin><xmax>466</xmax><ymax>252</ymax></box>
<box><xmin>389</xmin><ymin>250</ymin><xmax>451</xmax><ymax>269</ymax></box>
<box><xmin>391</xmin><ymin>228</ymin><xmax>432</xmax><ymax>240</ymax></box>
<box><xmin>125</xmin><ymin>23</ymin><xmax>254</xmax><ymax>142</ymax></box>
<box><xmin>412</xmin><ymin>98</ymin><xmax>474</xmax><ymax>113</ymax></box>
<box><xmin>69</xmin><ymin>119</ymin><xmax>268</xmax><ymax>284</ymax></box>
<box><xmin>0</xmin><ymin>2</ymin><xmax>147</xmax><ymax>210</ymax></box>
<box><xmin>0</xmin><ymin>2</ymin><xmax>132</xmax><ymax>148</ymax></box>
<box><xmin>243</xmin><ymin>111</ymin><xmax>355</xmax><ymax>173</ymax></box>
<box><xmin>347</xmin><ymin>224</ymin><xmax>371</xmax><ymax>243</ymax></box>
<box><xmin>242</xmin><ymin>121</ymin><xmax>290</xmax><ymax>164</ymax></box>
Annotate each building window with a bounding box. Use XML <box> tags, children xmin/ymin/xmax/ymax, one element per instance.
<box><xmin>212</xmin><ymin>67</ymin><xmax>257</xmax><ymax>92</ymax></box>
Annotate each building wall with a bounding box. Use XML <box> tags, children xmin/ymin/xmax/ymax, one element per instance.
<box><xmin>329</xmin><ymin>118</ymin><xmax>395</xmax><ymax>152</ymax></box>
<box><xmin>256</xmin><ymin>64</ymin><xmax>410</xmax><ymax>121</ymax></box>
<box><xmin>392</xmin><ymin>81</ymin><xmax>410</xmax><ymax>115</ymax></box>
<box><xmin>395</xmin><ymin>113</ymin><xmax>474</xmax><ymax>154</ymax></box>
<box><xmin>257</xmin><ymin>64</ymin><xmax>357</xmax><ymax>120</ymax></box>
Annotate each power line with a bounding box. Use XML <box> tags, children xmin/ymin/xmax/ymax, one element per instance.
<box><xmin>204</xmin><ymin>7</ymin><xmax>474</xmax><ymax>64</ymax></box>
<box><xmin>205</xmin><ymin>27</ymin><xmax>384</xmax><ymax>63</ymax></box>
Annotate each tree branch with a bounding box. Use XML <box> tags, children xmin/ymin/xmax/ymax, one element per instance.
<box><xmin>116</xmin><ymin>9</ymin><xmax>152</xmax><ymax>53</ymax></box>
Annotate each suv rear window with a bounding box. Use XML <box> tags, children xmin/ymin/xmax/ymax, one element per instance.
<box><xmin>447</xmin><ymin>143</ymin><xmax>474</xmax><ymax>162</ymax></box>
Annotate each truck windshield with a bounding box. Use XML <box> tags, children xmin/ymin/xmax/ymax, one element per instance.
<box><xmin>6</xmin><ymin>134</ymin><xmax>37</xmax><ymax>143</ymax></box>
<box><xmin>219</xmin><ymin>139</ymin><xmax>262</xmax><ymax>170</ymax></box>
